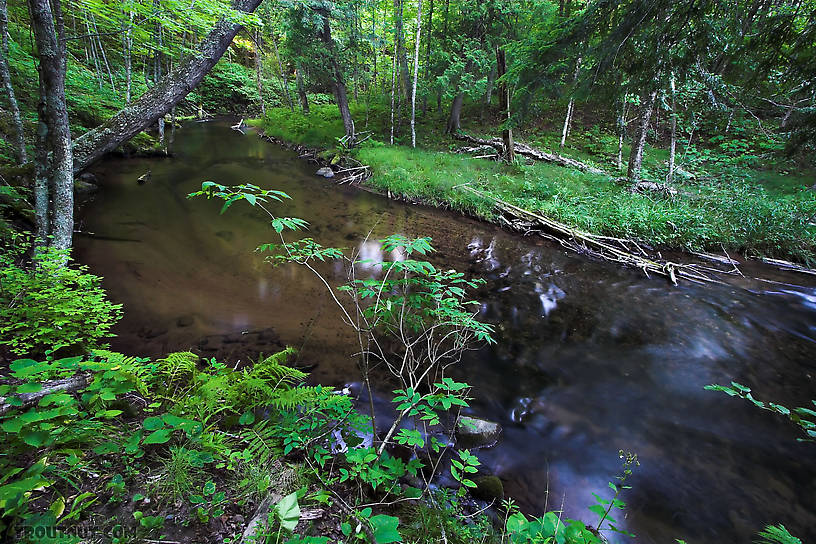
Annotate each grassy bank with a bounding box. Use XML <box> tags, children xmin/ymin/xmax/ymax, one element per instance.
<box><xmin>261</xmin><ymin>104</ymin><xmax>816</xmax><ymax>264</ymax></box>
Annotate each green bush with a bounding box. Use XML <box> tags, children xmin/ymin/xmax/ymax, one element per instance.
<box><xmin>0</xmin><ymin>240</ymin><xmax>122</xmax><ymax>356</ymax></box>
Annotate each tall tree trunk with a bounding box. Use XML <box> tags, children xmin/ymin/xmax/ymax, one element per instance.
<box><xmin>270</xmin><ymin>34</ymin><xmax>293</xmax><ymax>112</ymax></box>
<box><xmin>445</xmin><ymin>91</ymin><xmax>463</xmax><ymax>134</ymax></box>
<box><xmin>0</xmin><ymin>0</ymin><xmax>26</xmax><ymax>164</ymax></box>
<box><xmin>28</xmin><ymin>0</ymin><xmax>73</xmax><ymax>249</ymax></box>
<box><xmin>667</xmin><ymin>75</ymin><xmax>677</xmax><ymax>183</ymax></box>
<box><xmin>617</xmin><ymin>94</ymin><xmax>627</xmax><ymax>172</ymax></box>
<box><xmin>395</xmin><ymin>0</ymin><xmax>410</xmax><ymax>101</ymax></box>
<box><xmin>295</xmin><ymin>62</ymin><xmax>309</xmax><ymax>113</ymax></box>
<box><xmin>496</xmin><ymin>46</ymin><xmax>513</xmax><ymax>162</ymax></box>
<box><xmin>389</xmin><ymin>13</ymin><xmax>398</xmax><ymax>144</ymax></box>
<box><xmin>627</xmin><ymin>90</ymin><xmax>658</xmax><ymax>184</ymax></box>
<box><xmin>72</xmin><ymin>0</ymin><xmax>264</xmax><ymax>174</ymax></box>
<box><xmin>560</xmin><ymin>56</ymin><xmax>581</xmax><ymax>148</ymax></box>
<box><xmin>318</xmin><ymin>8</ymin><xmax>354</xmax><ymax>139</ymax></box>
<box><xmin>482</xmin><ymin>61</ymin><xmax>496</xmax><ymax>113</ymax></box>
<box><xmin>410</xmin><ymin>0</ymin><xmax>423</xmax><ymax>148</ymax></box>
<box><xmin>123</xmin><ymin>10</ymin><xmax>133</xmax><ymax>103</ymax></box>
<box><xmin>422</xmin><ymin>0</ymin><xmax>433</xmax><ymax>115</ymax></box>
<box><xmin>254</xmin><ymin>31</ymin><xmax>266</xmax><ymax>115</ymax></box>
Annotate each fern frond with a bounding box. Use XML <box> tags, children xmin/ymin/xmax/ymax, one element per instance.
<box><xmin>755</xmin><ymin>525</ymin><xmax>802</xmax><ymax>544</ymax></box>
<box><xmin>248</xmin><ymin>347</ymin><xmax>306</xmax><ymax>385</ymax></box>
<box><xmin>242</xmin><ymin>419</ymin><xmax>281</xmax><ymax>466</ymax></box>
<box><xmin>91</xmin><ymin>349</ymin><xmax>154</xmax><ymax>395</ymax></box>
<box><xmin>155</xmin><ymin>351</ymin><xmax>199</xmax><ymax>383</ymax></box>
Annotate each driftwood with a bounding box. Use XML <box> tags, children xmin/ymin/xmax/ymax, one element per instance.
<box><xmin>0</xmin><ymin>374</ymin><xmax>89</xmax><ymax>416</ymax></box>
<box><xmin>458</xmin><ymin>184</ymin><xmax>731</xmax><ymax>284</ymax></box>
<box><xmin>453</xmin><ymin>132</ymin><xmax>606</xmax><ymax>175</ymax></box>
<box><xmin>760</xmin><ymin>257</ymin><xmax>816</xmax><ymax>276</ymax></box>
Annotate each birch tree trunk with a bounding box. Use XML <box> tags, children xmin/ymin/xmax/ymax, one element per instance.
<box><xmin>28</xmin><ymin>0</ymin><xmax>73</xmax><ymax>249</ymax></box>
<box><xmin>0</xmin><ymin>0</ymin><xmax>27</xmax><ymax>164</ymax></box>
<box><xmin>410</xmin><ymin>0</ymin><xmax>423</xmax><ymax>148</ymax></box>
<box><xmin>617</xmin><ymin>94</ymin><xmax>627</xmax><ymax>172</ymax></box>
<box><xmin>667</xmin><ymin>75</ymin><xmax>676</xmax><ymax>183</ymax></box>
<box><xmin>560</xmin><ymin>56</ymin><xmax>581</xmax><ymax>148</ymax></box>
<box><xmin>72</xmin><ymin>0</ymin><xmax>264</xmax><ymax>174</ymax></box>
<box><xmin>626</xmin><ymin>90</ymin><xmax>657</xmax><ymax>184</ymax></box>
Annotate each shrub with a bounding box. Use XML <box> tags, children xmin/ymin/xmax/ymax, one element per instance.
<box><xmin>0</xmin><ymin>239</ymin><xmax>122</xmax><ymax>356</ymax></box>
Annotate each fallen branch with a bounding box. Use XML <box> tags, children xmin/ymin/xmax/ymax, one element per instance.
<box><xmin>453</xmin><ymin>132</ymin><xmax>606</xmax><ymax>175</ymax></box>
<box><xmin>759</xmin><ymin>257</ymin><xmax>816</xmax><ymax>276</ymax></box>
<box><xmin>458</xmin><ymin>184</ymin><xmax>728</xmax><ymax>284</ymax></box>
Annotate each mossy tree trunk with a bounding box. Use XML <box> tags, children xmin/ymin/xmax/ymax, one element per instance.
<box><xmin>28</xmin><ymin>0</ymin><xmax>73</xmax><ymax>249</ymax></box>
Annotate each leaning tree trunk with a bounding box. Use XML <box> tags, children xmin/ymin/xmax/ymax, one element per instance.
<box><xmin>28</xmin><ymin>0</ymin><xmax>73</xmax><ymax>249</ymax></box>
<box><xmin>317</xmin><ymin>8</ymin><xmax>354</xmax><ymax>139</ymax></box>
<box><xmin>0</xmin><ymin>0</ymin><xmax>26</xmax><ymax>164</ymax></box>
<box><xmin>409</xmin><ymin>0</ymin><xmax>422</xmax><ymax>148</ymax></box>
<box><xmin>72</xmin><ymin>0</ymin><xmax>264</xmax><ymax>174</ymax></box>
<box><xmin>626</xmin><ymin>90</ymin><xmax>657</xmax><ymax>184</ymax></box>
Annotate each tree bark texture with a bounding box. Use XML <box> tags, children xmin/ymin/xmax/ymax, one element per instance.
<box><xmin>446</xmin><ymin>91</ymin><xmax>464</xmax><ymax>134</ymax></box>
<box><xmin>295</xmin><ymin>62</ymin><xmax>309</xmax><ymax>113</ymax></box>
<box><xmin>28</xmin><ymin>0</ymin><xmax>73</xmax><ymax>249</ymax></box>
<box><xmin>72</xmin><ymin>0</ymin><xmax>264</xmax><ymax>174</ymax></box>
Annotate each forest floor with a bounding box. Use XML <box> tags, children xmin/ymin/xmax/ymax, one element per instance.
<box><xmin>258</xmin><ymin>102</ymin><xmax>816</xmax><ymax>265</ymax></box>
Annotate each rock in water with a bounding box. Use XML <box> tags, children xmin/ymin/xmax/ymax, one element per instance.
<box><xmin>74</xmin><ymin>179</ymin><xmax>98</xmax><ymax>195</ymax></box>
<box><xmin>137</xmin><ymin>170</ymin><xmax>152</xmax><ymax>184</ymax></box>
<box><xmin>455</xmin><ymin>416</ymin><xmax>502</xmax><ymax>449</ymax></box>
<box><xmin>316</xmin><ymin>167</ymin><xmax>335</xmax><ymax>178</ymax></box>
<box><xmin>471</xmin><ymin>475</ymin><xmax>504</xmax><ymax>503</ymax></box>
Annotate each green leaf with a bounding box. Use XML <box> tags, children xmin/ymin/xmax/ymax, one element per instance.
<box><xmin>142</xmin><ymin>428</ymin><xmax>172</xmax><ymax>445</ymax></box>
<box><xmin>143</xmin><ymin>417</ymin><xmax>164</xmax><ymax>430</ymax></box>
<box><xmin>370</xmin><ymin>514</ymin><xmax>402</xmax><ymax>543</ymax></box>
<box><xmin>17</xmin><ymin>383</ymin><xmax>43</xmax><ymax>394</ymax></box>
<box><xmin>275</xmin><ymin>492</ymin><xmax>300</xmax><ymax>532</ymax></box>
<box><xmin>93</xmin><ymin>441</ymin><xmax>121</xmax><ymax>455</ymax></box>
<box><xmin>239</xmin><ymin>411</ymin><xmax>255</xmax><ymax>425</ymax></box>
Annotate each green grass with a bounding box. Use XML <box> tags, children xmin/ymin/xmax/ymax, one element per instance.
<box><xmin>264</xmin><ymin>104</ymin><xmax>816</xmax><ymax>263</ymax></box>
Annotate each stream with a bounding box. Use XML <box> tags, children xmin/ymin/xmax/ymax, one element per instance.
<box><xmin>74</xmin><ymin>120</ymin><xmax>816</xmax><ymax>543</ymax></box>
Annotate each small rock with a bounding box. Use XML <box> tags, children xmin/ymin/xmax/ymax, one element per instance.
<box><xmin>74</xmin><ymin>179</ymin><xmax>98</xmax><ymax>195</ymax></box>
<box><xmin>79</xmin><ymin>172</ymin><xmax>98</xmax><ymax>184</ymax></box>
<box><xmin>137</xmin><ymin>170</ymin><xmax>152</xmax><ymax>184</ymax></box>
<box><xmin>471</xmin><ymin>475</ymin><xmax>504</xmax><ymax>503</ymax></box>
<box><xmin>316</xmin><ymin>167</ymin><xmax>335</xmax><ymax>178</ymax></box>
<box><xmin>455</xmin><ymin>416</ymin><xmax>502</xmax><ymax>449</ymax></box>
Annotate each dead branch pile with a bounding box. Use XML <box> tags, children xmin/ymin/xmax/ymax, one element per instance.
<box><xmin>457</xmin><ymin>184</ymin><xmax>736</xmax><ymax>284</ymax></box>
<box><xmin>453</xmin><ymin>132</ymin><xmax>606</xmax><ymax>175</ymax></box>
<box><xmin>258</xmin><ymin>131</ymin><xmax>371</xmax><ymax>185</ymax></box>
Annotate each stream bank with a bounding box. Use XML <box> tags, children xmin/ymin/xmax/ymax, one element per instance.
<box><xmin>75</xmin><ymin>120</ymin><xmax>816</xmax><ymax>543</ymax></box>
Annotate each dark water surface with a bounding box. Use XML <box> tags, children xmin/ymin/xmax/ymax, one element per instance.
<box><xmin>75</xmin><ymin>121</ymin><xmax>816</xmax><ymax>543</ymax></box>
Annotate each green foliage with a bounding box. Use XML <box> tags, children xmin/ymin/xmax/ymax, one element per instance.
<box><xmin>706</xmin><ymin>382</ymin><xmax>816</xmax><ymax>442</ymax></box>
<box><xmin>755</xmin><ymin>524</ymin><xmax>803</xmax><ymax>544</ymax></box>
<box><xmin>0</xmin><ymin>240</ymin><xmax>122</xmax><ymax>356</ymax></box>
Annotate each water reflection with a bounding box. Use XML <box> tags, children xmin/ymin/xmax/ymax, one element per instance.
<box><xmin>75</xmin><ymin>121</ymin><xmax>816</xmax><ymax>544</ymax></box>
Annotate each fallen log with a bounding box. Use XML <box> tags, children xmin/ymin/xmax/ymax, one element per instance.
<box><xmin>0</xmin><ymin>374</ymin><xmax>89</xmax><ymax>416</ymax></box>
<box><xmin>453</xmin><ymin>132</ymin><xmax>606</xmax><ymax>175</ymax></box>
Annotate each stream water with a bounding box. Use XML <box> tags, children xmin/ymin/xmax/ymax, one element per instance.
<box><xmin>74</xmin><ymin>121</ymin><xmax>816</xmax><ymax>543</ymax></box>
